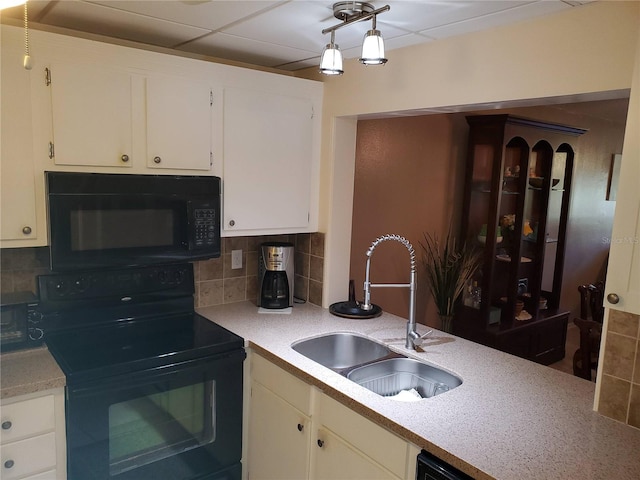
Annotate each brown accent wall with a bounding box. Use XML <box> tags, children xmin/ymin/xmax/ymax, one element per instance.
<box><xmin>350</xmin><ymin>100</ymin><xmax>628</xmax><ymax>328</ymax></box>
<box><xmin>349</xmin><ymin>115</ymin><xmax>468</xmax><ymax>326</ymax></box>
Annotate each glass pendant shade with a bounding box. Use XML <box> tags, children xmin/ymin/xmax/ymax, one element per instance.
<box><xmin>319</xmin><ymin>42</ymin><xmax>344</xmax><ymax>75</ymax></box>
<box><xmin>360</xmin><ymin>29</ymin><xmax>387</xmax><ymax>65</ymax></box>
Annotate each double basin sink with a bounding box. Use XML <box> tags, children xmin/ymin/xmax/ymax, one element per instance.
<box><xmin>291</xmin><ymin>332</ymin><xmax>461</xmax><ymax>401</ymax></box>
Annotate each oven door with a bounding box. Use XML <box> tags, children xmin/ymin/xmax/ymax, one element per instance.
<box><xmin>65</xmin><ymin>350</ymin><xmax>244</xmax><ymax>480</ymax></box>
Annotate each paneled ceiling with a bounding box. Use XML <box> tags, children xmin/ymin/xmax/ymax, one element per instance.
<box><xmin>2</xmin><ymin>0</ymin><xmax>595</xmax><ymax>72</ymax></box>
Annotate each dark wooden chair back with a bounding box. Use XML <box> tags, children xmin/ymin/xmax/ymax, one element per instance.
<box><xmin>578</xmin><ymin>281</ymin><xmax>604</xmax><ymax>323</ymax></box>
<box><xmin>572</xmin><ymin>282</ymin><xmax>605</xmax><ymax>381</ymax></box>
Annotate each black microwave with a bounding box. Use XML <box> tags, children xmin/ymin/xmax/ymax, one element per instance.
<box><xmin>46</xmin><ymin>172</ymin><xmax>221</xmax><ymax>271</ymax></box>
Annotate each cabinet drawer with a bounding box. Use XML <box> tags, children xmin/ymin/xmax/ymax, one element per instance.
<box><xmin>1</xmin><ymin>395</ymin><xmax>55</xmax><ymax>443</ymax></box>
<box><xmin>317</xmin><ymin>393</ymin><xmax>408</xmax><ymax>478</ymax></box>
<box><xmin>251</xmin><ymin>353</ymin><xmax>312</xmax><ymax>415</ymax></box>
<box><xmin>20</xmin><ymin>468</ymin><xmax>57</xmax><ymax>480</ymax></box>
<box><xmin>0</xmin><ymin>432</ymin><xmax>57</xmax><ymax>480</ymax></box>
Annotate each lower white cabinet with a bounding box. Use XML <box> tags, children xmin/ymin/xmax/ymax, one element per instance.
<box><xmin>0</xmin><ymin>389</ymin><xmax>66</xmax><ymax>480</ymax></box>
<box><xmin>248</xmin><ymin>352</ymin><xmax>417</xmax><ymax>480</ymax></box>
<box><xmin>249</xmin><ymin>381</ymin><xmax>311</xmax><ymax>479</ymax></box>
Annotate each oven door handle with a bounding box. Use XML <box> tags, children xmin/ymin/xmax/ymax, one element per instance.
<box><xmin>66</xmin><ymin>348</ymin><xmax>246</xmax><ymax>396</ymax></box>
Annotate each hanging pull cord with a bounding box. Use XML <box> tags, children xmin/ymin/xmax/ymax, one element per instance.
<box><xmin>24</xmin><ymin>1</ymin><xmax>32</xmax><ymax>70</ymax></box>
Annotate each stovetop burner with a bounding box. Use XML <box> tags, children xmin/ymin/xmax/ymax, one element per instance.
<box><xmin>36</xmin><ymin>263</ymin><xmax>244</xmax><ymax>385</ymax></box>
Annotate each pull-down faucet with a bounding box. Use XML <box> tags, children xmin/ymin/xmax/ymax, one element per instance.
<box><xmin>360</xmin><ymin>234</ymin><xmax>425</xmax><ymax>350</ymax></box>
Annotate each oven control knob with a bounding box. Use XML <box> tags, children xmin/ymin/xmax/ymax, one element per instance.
<box><xmin>28</xmin><ymin>311</ymin><xmax>43</xmax><ymax>324</ymax></box>
<box><xmin>173</xmin><ymin>270</ymin><xmax>185</xmax><ymax>284</ymax></box>
<box><xmin>28</xmin><ymin>328</ymin><xmax>44</xmax><ymax>341</ymax></box>
<box><xmin>54</xmin><ymin>280</ymin><xmax>68</xmax><ymax>296</ymax></box>
<box><xmin>73</xmin><ymin>276</ymin><xmax>90</xmax><ymax>293</ymax></box>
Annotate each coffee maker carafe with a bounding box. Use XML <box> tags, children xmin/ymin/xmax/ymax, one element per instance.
<box><xmin>258</xmin><ymin>242</ymin><xmax>294</xmax><ymax>309</ymax></box>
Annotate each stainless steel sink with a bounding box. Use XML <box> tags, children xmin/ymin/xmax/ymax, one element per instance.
<box><xmin>347</xmin><ymin>357</ymin><xmax>462</xmax><ymax>399</ymax></box>
<box><xmin>291</xmin><ymin>332</ymin><xmax>392</xmax><ymax>370</ymax></box>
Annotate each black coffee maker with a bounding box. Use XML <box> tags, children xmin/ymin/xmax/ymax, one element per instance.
<box><xmin>258</xmin><ymin>242</ymin><xmax>294</xmax><ymax>309</ymax></box>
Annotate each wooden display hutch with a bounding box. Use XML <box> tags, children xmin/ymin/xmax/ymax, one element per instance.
<box><xmin>454</xmin><ymin>115</ymin><xmax>587</xmax><ymax>365</ymax></box>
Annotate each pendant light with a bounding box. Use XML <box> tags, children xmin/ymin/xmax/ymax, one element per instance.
<box><xmin>359</xmin><ymin>15</ymin><xmax>387</xmax><ymax>65</ymax></box>
<box><xmin>319</xmin><ymin>30</ymin><xmax>343</xmax><ymax>75</ymax></box>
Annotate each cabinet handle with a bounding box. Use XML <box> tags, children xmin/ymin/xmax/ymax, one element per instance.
<box><xmin>228</xmin><ymin>220</ymin><xmax>235</xmax><ymax>227</ymax></box>
<box><xmin>121</xmin><ymin>154</ymin><xmax>130</xmax><ymax>163</ymax></box>
<box><xmin>1</xmin><ymin>421</ymin><xmax>11</xmax><ymax>430</ymax></box>
<box><xmin>3</xmin><ymin>460</ymin><xmax>14</xmax><ymax>469</ymax></box>
<box><xmin>607</xmin><ymin>293</ymin><xmax>620</xmax><ymax>305</ymax></box>
<box><xmin>22</xmin><ymin>226</ymin><xmax>32</xmax><ymax>235</ymax></box>
<box><xmin>297</xmin><ymin>423</ymin><xmax>304</xmax><ymax>432</ymax></box>
<box><xmin>317</xmin><ymin>439</ymin><xmax>324</xmax><ymax>448</ymax></box>
<box><xmin>153</xmin><ymin>156</ymin><xmax>162</xmax><ymax>164</ymax></box>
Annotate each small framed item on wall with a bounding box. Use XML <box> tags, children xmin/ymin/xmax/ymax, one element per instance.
<box><xmin>607</xmin><ymin>153</ymin><xmax>622</xmax><ymax>201</ymax></box>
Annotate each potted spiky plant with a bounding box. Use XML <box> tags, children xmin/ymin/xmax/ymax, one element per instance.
<box><xmin>420</xmin><ymin>232</ymin><xmax>482</xmax><ymax>333</ymax></box>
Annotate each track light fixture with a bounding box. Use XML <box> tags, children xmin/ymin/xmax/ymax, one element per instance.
<box><xmin>320</xmin><ymin>2</ymin><xmax>390</xmax><ymax>75</ymax></box>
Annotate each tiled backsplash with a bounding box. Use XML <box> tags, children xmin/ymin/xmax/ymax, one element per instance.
<box><xmin>597</xmin><ymin>309</ymin><xmax>640</xmax><ymax>429</ymax></box>
<box><xmin>0</xmin><ymin>232</ymin><xmax>325</xmax><ymax>309</ymax></box>
<box><xmin>0</xmin><ymin>247</ymin><xmax>50</xmax><ymax>294</ymax></box>
<box><xmin>194</xmin><ymin>233</ymin><xmax>325</xmax><ymax>308</ymax></box>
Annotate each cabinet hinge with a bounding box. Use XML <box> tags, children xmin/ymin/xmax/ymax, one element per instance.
<box><xmin>210</xmin><ymin>152</ymin><xmax>213</xmax><ymax>167</ymax></box>
<box><xmin>48</xmin><ymin>142</ymin><xmax>54</xmax><ymax>159</ymax></box>
<box><xmin>210</xmin><ymin>90</ymin><xmax>213</xmax><ymax>106</ymax></box>
<box><xmin>45</xmin><ymin>67</ymin><xmax>51</xmax><ymax>86</ymax></box>
<box><xmin>311</xmin><ymin>106</ymin><xmax>314</xmax><ymax>119</ymax></box>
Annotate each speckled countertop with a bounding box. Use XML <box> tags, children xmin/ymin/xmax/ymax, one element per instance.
<box><xmin>1</xmin><ymin>346</ymin><xmax>65</xmax><ymax>399</ymax></box>
<box><xmin>198</xmin><ymin>301</ymin><xmax>640</xmax><ymax>480</ymax></box>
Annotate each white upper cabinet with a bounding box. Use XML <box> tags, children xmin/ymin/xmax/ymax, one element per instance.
<box><xmin>222</xmin><ymin>87</ymin><xmax>317</xmax><ymax>235</ymax></box>
<box><xmin>145</xmin><ymin>75</ymin><xmax>213</xmax><ymax>171</ymax></box>
<box><xmin>605</xmin><ymin>30</ymin><xmax>640</xmax><ymax>315</ymax></box>
<box><xmin>46</xmin><ymin>65</ymin><xmax>214</xmax><ymax>171</ymax></box>
<box><xmin>0</xmin><ymin>26</ymin><xmax>44</xmax><ymax>247</ymax></box>
<box><xmin>48</xmin><ymin>61</ymin><xmax>135</xmax><ymax>168</ymax></box>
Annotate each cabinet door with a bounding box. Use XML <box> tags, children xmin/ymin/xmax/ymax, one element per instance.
<box><xmin>0</xmin><ymin>31</ymin><xmax>39</xmax><ymax>244</ymax></box>
<box><xmin>146</xmin><ymin>75</ymin><xmax>212</xmax><ymax>171</ymax></box>
<box><xmin>313</xmin><ymin>393</ymin><xmax>408</xmax><ymax>480</ymax></box>
<box><xmin>223</xmin><ymin>87</ymin><xmax>313</xmax><ymax>233</ymax></box>
<box><xmin>311</xmin><ymin>428</ymin><xmax>399</xmax><ymax>480</ymax></box>
<box><xmin>48</xmin><ymin>61</ymin><xmax>134</xmax><ymax>168</ymax></box>
<box><xmin>248</xmin><ymin>381</ymin><xmax>310</xmax><ymax>480</ymax></box>
<box><xmin>605</xmin><ymin>32</ymin><xmax>640</xmax><ymax>315</ymax></box>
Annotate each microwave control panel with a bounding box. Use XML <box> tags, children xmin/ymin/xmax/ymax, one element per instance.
<box><xmin>193</xmin><ymin>208</ymin><xmax>218</xmax><ymax>247</ymax></box>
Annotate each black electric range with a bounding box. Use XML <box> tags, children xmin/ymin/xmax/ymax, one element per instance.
<box><xmin>36</xmin><ymin>263</ymin><xmax>245</xmax><ymax>480</ymax></box>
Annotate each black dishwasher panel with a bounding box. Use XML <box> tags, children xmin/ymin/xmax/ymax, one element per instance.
<box><xmin>417</xmin><ymin>450</ymin><xmax>474</xmax><ymax>480</ymax></box>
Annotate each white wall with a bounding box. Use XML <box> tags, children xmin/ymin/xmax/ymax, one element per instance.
<box><xmin>314</xmin><ymin>1</ymin><xmax>640</xmax><ymax>307</ymax></box>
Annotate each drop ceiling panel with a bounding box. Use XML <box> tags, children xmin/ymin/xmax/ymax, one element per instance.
<box><xmin>422</xmin><ymin>1</ymin><xmax>572</xmax><ymax>39</ymax></box>
<box><xmin>176</xmin><ymin>32</ymin><xmax>318</xmax><ymax>68</ymax></box>
<box><xmin>380</xmin><ymin>0</ymin><xmax>532</xmax><ymax>31</ymax></box>
<box><xmin>40</xmin><ymin>1</ymin><xmax>211</xmax><ymax>47</ymax></box>
<box><xmin>90</xmin><ymin>0</ymin><xmax>285</xmax><ymax>31</ymax></box>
